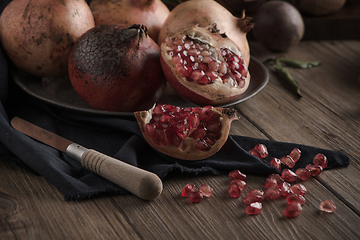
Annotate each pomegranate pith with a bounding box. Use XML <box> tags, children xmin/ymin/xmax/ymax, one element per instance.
<box><xmin>134</xmin><ymin>104</ymin><xmax>239</xmax><ymax>160</ymax></box>
<box><xmin>160</xmin><ymin>24</ymin><xmax>250</xmax><ymax>106</ymax></box>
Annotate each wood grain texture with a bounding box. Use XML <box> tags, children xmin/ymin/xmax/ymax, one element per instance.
<box><xmin>1</xmin><ymin>40</ymin><xmax>360</xmax><ymax>239</ymax></box>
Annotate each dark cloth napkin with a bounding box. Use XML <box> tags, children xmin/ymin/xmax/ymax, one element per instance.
<box><xmin>0</xmin><ymin>3</ymin><xmax>350</xmax><ymax>201</ymax></box>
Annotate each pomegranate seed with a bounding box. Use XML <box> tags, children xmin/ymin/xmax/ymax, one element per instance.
<box><xmin>254</xmin><ymin>144</ymin><xmax>268</xmax><ymax>158</ymax></box>
<box><xmin>313</xmin><ymin>153</ymin><xmax>328</xmax><ymax>169</ymax></box>
<box><xmin>283</xmin><ymin>202</ymin><xmax>302</xmax><ymax>218</ymax></box>
<box><xmin>249</xmin><ymin>149</ymin><xmax>261</xmax><ymax>159</ymax></box>
<box><xmin>230</xmin><ymin>179</ymin><xmax>247</xmax><ymax>190</ymax></box>
<box><xmin>265</xmin><ymin>186</ymin><xmax>281</xmax><ymax>200</ymax></box>
<box><xmin>228</xmin><ymin>170</ymin><xmax>246</xmax><ymax>181</ymax></box>
<box><xmin>281</xmin><ymin>169</ymin><xmax>298</xmax><ymax>182</ymax></box>
<box><xmin>280</xmin><ymin>155</ymin><xmax>295</xmax><ymax>168</ymax></box>
<box><xmin>189</xmin><ymin>191</ymin><xmax>203</xmax><ymax>203</ymax></box>
<box><xmin>270</xmin><ymin>157</ymin><xmax>281</xmax><ymax>171</ymax></box>
<box><xmin>228</xmin><ymin>182</ymin><xmax>241</xmax><ymax>198</ymax></box>
<box><xmin>305</xmin><ymin>164</ymin><xmax>323</xmax><ymax>177</ymax></box>
<box><xmin>199</xmin><ymin>184</ymin><xmax>213</xmax><ymax>197</ymax></box>
<box><xmin>286</xmin><ymin>194</ymin><xmax>306</xmax><ymax>205</ymax></box>
<box><xmin>246</xmin><ymin>202</ymin><xmax>262</xmax><ymax>215</ymax></box>
<box><xmin>289</xmin><ymin>148</ymin><xmax>301</xmax><ymax>162</ymax></box>
<box><xmin>278</xmin><ymin>182</ymin><xmax>291</xmax><ymax>197</ymax></box>
<box><xmin>247</xmin><ymin>189</ymin><xmax>265</xmax><ymax>199</ymax></box>
<box><xmin>268</xmin><ymin>173</ymin><xmax>285</xmax><ymax>185</ymax></box>
<box><xmin>295</xmin><ymin>168</ymin><xmax>311</xmax><ymax>181</ymax></box>
<box><xmin>181</xmin><ymin>183</ymin><xmax>195</xmax><ymax>197</ymax></box>
<box><xmin>319</xmin><ymin>199</ymin><xmax>336</xmax><ymax>213</ymax></box>
<box><xmin>290</xmin><ymin>183</ymin><xmax>307</xmax><ymax>196</ymax></box>
<box><xmin>264</xmin><ymin>177</ymin><xmax>278</xmax><ymax>189</ymax></box>
<box><xmin>243</xmin><ymin>194</ymin><xmax>264</xmax><ymax>204</ymax></box>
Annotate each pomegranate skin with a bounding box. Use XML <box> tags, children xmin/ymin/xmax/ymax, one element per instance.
<box><xmin>158</xmin><ymin>0</ymin><xmax>253</xmax><ymax>67</ymax></box>
<box><xmin>68</xmin><ymin>24</ymin><xmax>167</xmax><ymax>112</ymax></box>
<box><xmin>89</xmin><ymin>0</ymin><xmax>170</xmax><ymax>41</ymax></box>
<box><xmin>0</xmin><ymin>0</ymin><xmax>95</xmax><ymax>77</ymax></box>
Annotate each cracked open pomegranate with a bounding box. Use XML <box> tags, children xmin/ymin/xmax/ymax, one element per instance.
<box><xmin>135</xmin><ymin>104</ymin><xmax>239</xmax><ymax>160</ymax></box>
<box><xmin>160</xmin><ymin>24</ymin><xmax>251</xmax><ymax>106</ymax></box>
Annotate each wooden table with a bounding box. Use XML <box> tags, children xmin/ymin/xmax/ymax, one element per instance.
<box><xmin>1</xmin><ymin>40</ymin><xmax>359</xmax><ymax>239</ymax></box>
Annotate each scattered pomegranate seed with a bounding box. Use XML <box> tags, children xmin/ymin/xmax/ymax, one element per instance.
<box><xmin>270</xmin><ymin>157</ymin><xmax>281</xmax><ymax>171</ymax></box>
<box><xmin>246</xmin><ymin>202</ymin><xmax>262</xmax><ymax>215</ymax></box>
<box><xmin>228</xmin><ymin>170</ymin><xmax>246</xmax><ymax>181</ymax></box>
<box><xmin>247</xmin><ymin>189</ymin><xmax>265</xmax><ymax>199</ymax></box>
<box><xmin>264</xmin><ymin>177</ymin><xmax>278</xmax><ymax>189</ymax></box>
<box><xmin>305</xmin><ymin>164</ymin><xmax>323</xmax><ymax>177</ymax></box>
<box><xmin>199</xmin><ymin>184</ymin><xmax>214</xmax><ymax>197</ymax></box>
<box><xmin>283</xmin><ymin>202</ymin><xmax>303</xmax><ymax>218</ymax></box>
<box><xmin>290</xmin><ymin>183</ymin><xmax>307</xmax><ymax>196</ymax></box>
<box><xmin>254</xmin><ymin>144</ymin><xmax>268</xmax><ymax>158</ymax></box>
<box><xmin>268</xmin><ymin>173</ymin><xmax>285</xmax><ymax>185</ymax></box>
<box><xmin>319</xmin><ymin>199</ymin><xmax>336</xmax><ymax>213</ymax></box>
<box><xmin>228</xmin><ymin>182</ymin><xmax>241</xmax><ymax>198</ymax></box>
<box><xmin>280</xmin><ymin>155</ymin><xmax>295</xmax><ymax>168</ymax></box>
<box><xmin>181</xmin><ymin>183</ymin><xmax>195</xmax><ymax>197</ymax></box>
<box><xmin>189</xmin><ymin>191</ymin><xmax>203</xmax><ymax>203</ymax></box>
<box><xmin>243</xmin><ymin>194</ymin><xmax>264</xmax><ymax>204</ymax></box>
<box><xmin>281</xmin><ymin>169</ymin><xmax>298</xmax><ymax>182</ymax></box>
<box><xmin>230</xmin><ymin>179</ymin><xmax>247</xmax><ymax>190</ymax></box>
<box><xmin>249</xmin><ymin>149</ymin><xmax>262</xmax><ymax>159</ymax></box>
<box><xmin>313</xmin><ymin>153</ymin><xmax>328</xmax><ymax>169</ymax></box>
<box><xmin>286</xmin><ymin>194</ymin><xmax>306</xmax><ymax>205</ymax></box>
<box><xmin>295</xmin><ymin>168</ymin><xmax>311</xmax><ymax>181</ymax></box>
<box><xmin>278</xmin><ymin>182</ymin><xmax>291</xmax><ymax>197</ymax></box>
<box><xmin>265</xmin><ymin>186</ymin><xmax>281</xmax><ymax>200</ymax></box>
<box><xmin>289</xmin><ymin>148</ymin><xmax>301</xmax><ymax>162</ymax></box>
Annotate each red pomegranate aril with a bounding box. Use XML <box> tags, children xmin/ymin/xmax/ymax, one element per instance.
<box><xmin>247</xmin><ymin>189</ymin><xmax>265</xmax><ymax>199</ymax></box>
<box><xmin>254</xmin><ymin>144</ymin><xmax>268</xmax><ymax>158</ymax></box>
<box><xmin>249</xmin><ymin>149</ymin><xmax>262</xmax><ymax>159</ymax></box>
<box><xmin>230</xmin><ymin>179</ymin><xmax>247</xmax><ymax>191</ymax></box>
<box><xmin>268</xmin><ymin>173</ymin><xmax>285</xmax><ymax>185</ymax></box>
<box><xmin>270</xmin><ymin>157</ymin><xmax>281</xmax><ymax>171</ymax></box>
<box><xmin>264</xmin><ymin>178</ymin><xmax>278</xmax><ymax>189</ymax></box>
<box><xmin>289</xmin><ymin>148</ymin><xmax>301</xmax><ymax>162</ymax></box>
<box><xmin>282</xmin><ymin>169</ymin><xmax>298</xmax><ymax>182</ymax></box>
<box><xmin>283</xmin><ymin>202</ymin><xmax>302</xmax><ymax>218</ymax></box>
<box><xmin>313</xmin><ymin>153</ymin><xmax>328</xmax><ymax>169</ymax></box>
<box><xmin>229</xmin><ymin>170</ymin><xmax>246</xmax><ymax>181</ymax></box>
<box><xmin>286</xmin><ymin>194</ymin><xmax>306</xmax><ymax>205</ymax></box>
<box><xmin>305</xmin><ymin>164</ymin><xmax>323</xmax><ymax>177</ymax></box>
<box><xmin>295</xmin><ymin>168</ymin><xmax>311</xmax><ymax>181</ymax></box>
<box><xmin>319</xmin><ymin>199</ymin><xmax>336</xmax><ymax>213</ymax></box>
<box><xmin>199</xmin><ymin>184</ymin><xmax>214</xmax><ymax>197</ymax></box>
<box><xmin>189</xmin><ymin>191</ymin><xmax>203</xmax><ymax>203</ymax></box>
<box><xmin>278</xmin><ymin>182</ymin><xmax>291</xmax><ymax>197</ymax></box>
<box><xmin>280</xmin><ymin>155</ymin><xmax>296</xmax><ymax>168</ymax></box>
<box><xmin>265</xmin><ymin>186</ymin><xmax>281</xmax><ymax>200</ymax></box>
<box><xmin>181</xmin><ymin>183</ymin><xmax>196</xmax><ymax>197</ymax></box>
<box><xmin>243</xmin><ymin>194</ymin><xmax>263</xmax><ymax>204</ymax></box>
<box><xmin>290</xmin><ymin>183</ymin><xmax>307</xmax><ymax>196</ymax></box>
<box><xmin>246</xmin><ymin>202</ymin><xmax>262</xmax><ymax>215</ymax></box>
<box><xmin>228</xmin><ymin>182</ymin><xmax>241</xmax><ymax>198</ymax></box>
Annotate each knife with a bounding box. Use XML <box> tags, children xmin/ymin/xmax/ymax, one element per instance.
<box><xmin>10</xmin><ymin>117</ymin><xmax>163</xmax><ymax>200</ymax></box>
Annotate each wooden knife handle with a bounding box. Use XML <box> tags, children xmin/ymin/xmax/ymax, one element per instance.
<box><xmin>81</xmin><ymin>149</ymin><xmax>163</xmax><ymax>200</ymax></box>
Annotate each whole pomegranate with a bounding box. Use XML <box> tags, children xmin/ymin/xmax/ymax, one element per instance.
<box><xmin>135</xmin><ymin>104</ymin><xmax>239</xmax><ymax>160</ymax></box>
<box><xmin>253</xmin><ymin>1</ymin><xmax>304</xmax><ymax>52</ymax></box>
<box><xmin>158</xmin><ymin>0</ymin><xmax>253</xmax><ymax>67</ymax></box>
<box><xmin>0</xmin><ymin>0</ymin><xmax>94</xmax><ymax>77</ymax></box>
<box><xmin>68</xmin><ymin>24</ymin><xmax>167</xmax><ymax>112</ymax></box>
<box><xmin>160</xmin><ymin>24</ymin><xmax>250</xmax><ymax>106</ymax></box>
<box><xmin>89</xmin><ymin>0</ymin><xmax>170</xmax><ymax>41</ymax></box>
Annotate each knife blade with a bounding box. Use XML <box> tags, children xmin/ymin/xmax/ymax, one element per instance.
<box><xmin>10</xmin><ymin>117</ymin><xmax>163</xmax><ymax>200</ymax></box>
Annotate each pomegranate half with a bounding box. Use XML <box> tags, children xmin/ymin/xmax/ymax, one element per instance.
<box><xmin>135</xmin><ymin>103</ymin><xmax>239</xmax><ymax>160</ymax></box>
<box><xmin>160</xmin><ymin>24</ymin><xmax>251</xmax><ymax>106</ymax></box>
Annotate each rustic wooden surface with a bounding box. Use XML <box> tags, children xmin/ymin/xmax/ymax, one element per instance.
<box><xmin>1</xmin><ymin>40</ymin><xmax>360</xmax><ymax>239</ymax></box>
